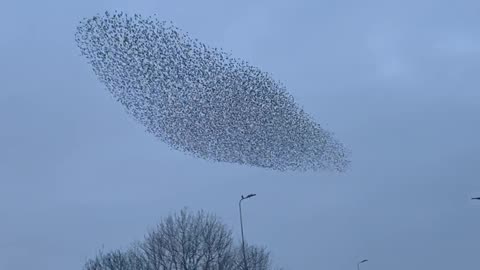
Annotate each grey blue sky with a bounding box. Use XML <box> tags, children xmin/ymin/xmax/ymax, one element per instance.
<box><xmin>1</xmin><ymin>0</ymin><xmax>479</xmax><ymax>269</ymax></box>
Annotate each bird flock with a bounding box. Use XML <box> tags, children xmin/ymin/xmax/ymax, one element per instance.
<box><xmin>75</xmin><ymin>11</ymin><xmax>349</xmax><ymax>172</ymax></box>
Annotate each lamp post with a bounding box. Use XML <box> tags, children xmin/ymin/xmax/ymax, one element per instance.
<box><xmin>239</xmin><ymin>193</ymin><xmax>256</xmax><ymax>270</ymax></box>
<box><xmin>357</xmin><ymin>259</ymin><xmax>368</xmax><ymax>270</ymax></box>
<box><xmin>472</xmin><ymin>197</ymin><xmax>480</xmax><ymax>200</ymax></box>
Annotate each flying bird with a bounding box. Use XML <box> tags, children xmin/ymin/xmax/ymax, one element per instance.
<box><xmin>75</xmin><ymin>11</ymin><xmax>350</xmax><ymax>172</ymax></box>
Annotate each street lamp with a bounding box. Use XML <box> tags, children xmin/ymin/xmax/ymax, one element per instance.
<box><xmin>239</xmin><ymin>193</ymin><xmax>256</xmax><ymax>270</ymax></box>
<box><xmin>472</xmin><ymin>197</ymin><xmax>480</xmax><ymax>200</ymax></box>
<box><xmin>357</xmin><ymin>259</ymin><xmax>368</xmax><ymax>270</ymax></box>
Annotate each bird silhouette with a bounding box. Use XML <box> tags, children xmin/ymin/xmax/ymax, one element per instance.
<box><xmin>75</xmin><ymin>11</ymin><xmax>350</xmax><ymax>172</ymax></box>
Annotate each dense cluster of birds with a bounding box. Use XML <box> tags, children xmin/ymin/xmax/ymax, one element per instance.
<box><xmin>75</xmin><ymin>11</ymin><xmax>349</xmax><ymax>172</ymax></box>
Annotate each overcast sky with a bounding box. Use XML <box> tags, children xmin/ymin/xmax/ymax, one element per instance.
<box><xmin>1</xmin><ymin>0</ymin><xmax>480</xmax><ymax>269</ymax></box>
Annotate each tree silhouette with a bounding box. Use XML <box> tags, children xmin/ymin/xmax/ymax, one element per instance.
<box><xmin>84</xmin><ymin>209</ymin><xmax>276</xmax><ymax>270</ymax></box>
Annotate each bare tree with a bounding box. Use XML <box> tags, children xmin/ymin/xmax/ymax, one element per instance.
<box><xmin>243</xmin><ymin>245</ymin><xmax>271</xmax><ymax>270</ymax></box>
<box><xmin>84</xmin><ymin>249</ymin><xmax>145</xmax><ymax>270</ymax></box>
<box><xmin>84</xmin><ymin>209</ymin><xmax>275</xmax><ymax>270</ymax></box>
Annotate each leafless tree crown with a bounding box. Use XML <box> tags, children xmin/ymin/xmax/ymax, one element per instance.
<box><xmin>84</xmin><ymin>209</ymin><xmax>273</xmax><ymax>270</ymax></box>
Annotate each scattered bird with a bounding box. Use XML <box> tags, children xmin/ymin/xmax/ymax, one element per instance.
<box><xmin>76</xmin><ymin>11</ymin><xmax>349</xmax><ymax>172</ymax></box>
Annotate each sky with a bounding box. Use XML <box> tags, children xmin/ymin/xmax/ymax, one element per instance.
<box><xmin>1</xmin><ymin>0</ymin><xmax>480</xmax><ymax>269</ymax></box>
